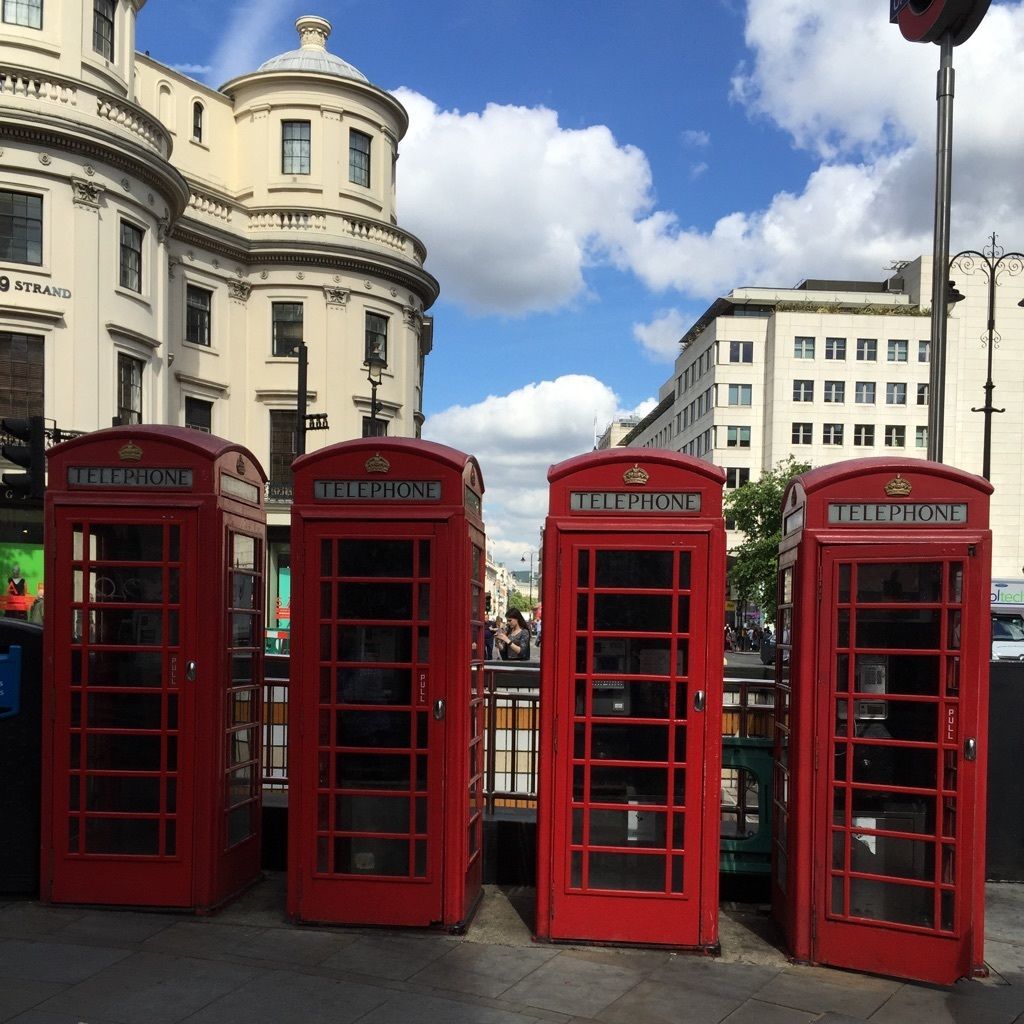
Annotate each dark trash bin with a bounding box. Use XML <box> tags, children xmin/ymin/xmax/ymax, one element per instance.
<box><xmin>0</xmin><ymin>619</ymin><xmax>43</xmax><ymax>895</ymax></box>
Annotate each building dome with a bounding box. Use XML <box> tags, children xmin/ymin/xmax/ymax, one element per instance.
<box><xmin>257</xmin><ymin>15</ymin><xmax>368</xmax><ymax>81</ymax></box>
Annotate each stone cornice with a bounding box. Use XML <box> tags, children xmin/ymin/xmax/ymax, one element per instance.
<box><xmin>0</xmin><ymin>302</ymin><xmax>65</xmax><ymax>326</ymax></box>
<box><xmin>106</xmin><ymin>321</ymin><xmax>160</xmax><ymax>349</ymax></box>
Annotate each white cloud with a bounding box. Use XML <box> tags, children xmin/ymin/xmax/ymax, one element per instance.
<box><xmin>171</xmin><ymin>63</ymin><xmax>212</xmax><ymax>77</ymax></box>
<box><xmin>207</xmin><ymin>0</ymin><xmax>303</xmax><ymax>86</ymax></box>
<box><xmin>689</xmin><ymin>161</ymin><xmax>709</xmax><ymax>181</ymax></box>
<box><xmin>632</xmin><ymin>309</ymin><xmax>688</xmax><ymax>362</ymax></box>
<box><xmin>422</xmin><ymin>375</ymin><xmax>652</xmax><ymax>560</ymax></box>
<box><xmin>681</xmin><ymin>129</ymin><xmax>711</xmax><ymax>148</ymax></box>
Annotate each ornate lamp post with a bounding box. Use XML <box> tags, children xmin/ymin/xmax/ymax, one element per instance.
<box><xmin>366</xmin><ymin>352</ymin><xmax>386</xmax><ymax>435</ymax></box>
<box><xmin>948</xmin><ymin>233</ymin><xmax>1024</xmax><ymax>481</ymax></box>
<box><xmin>521</xmin><ymin>551</ymin><xmax>534</xmax><ymax>605</ymax></box>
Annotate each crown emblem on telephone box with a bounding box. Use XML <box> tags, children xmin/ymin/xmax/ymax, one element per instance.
<box><xmin>365</xmin><ymin>453</ymin><xmax>390</xmax><ymax>474</ymax></box>
<box><xmin>884</xmin><ymin>474</ymin><xmax>912</xmax><ymax>497</ymax></box>
<box><xmin>119</xmin><ymin>441</ymin><xmax>143</xmax><ymax>462</ymax></box>
<box><xmin>623</xmin><ymin>464</ymin><xmax>649</xmax><ymax>486</ymax></box>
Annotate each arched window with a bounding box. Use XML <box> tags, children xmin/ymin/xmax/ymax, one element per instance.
<box><xmin>192</xmin><ymin>101</ymin><xmax>204</xmax><ymax>143</ymax></box>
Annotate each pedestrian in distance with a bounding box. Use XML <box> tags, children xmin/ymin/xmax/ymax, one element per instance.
<box><xmin>495</xmin><ymin>608</ymin><xmax>531</xmax><ymax>661</ymax></box>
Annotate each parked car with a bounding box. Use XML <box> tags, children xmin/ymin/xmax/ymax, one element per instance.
<box><xmin>760</xmin><ymin>635</ymin><xmax>777</xmax><ymax>666</ymax></box>
<box><xmin>991</xmin><ymin>610</ymin><xmax>1024</xmax><ymax>661</ymax></box>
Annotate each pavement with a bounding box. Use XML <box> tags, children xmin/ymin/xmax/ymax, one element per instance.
<box><xmin>2</xmin><ymin>875</ymin><xmax>1024</xmax><ymax>1023</ymax></box>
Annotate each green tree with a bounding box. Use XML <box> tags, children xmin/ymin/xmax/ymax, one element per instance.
<box><xmin>724</xmin><ymin>456</ymin><xmax>811</xmax><ymax>621</ymax></box>
<box><xmin>506</xmin><ymin>590</ymin><xmax>534</xmax><ymax>615</ymax></box>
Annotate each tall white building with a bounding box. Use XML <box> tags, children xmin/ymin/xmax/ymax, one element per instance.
<box><xmin>623</xmin><ymin>257</ymin><xmax>1024</xmax><ymax>578</ymax></box>
<box><xmin>0</xmin><ymin>2</ymin><xmax>439</xmax><ymax>610</ymax></box>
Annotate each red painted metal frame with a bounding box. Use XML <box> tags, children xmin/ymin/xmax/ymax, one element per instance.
<box><xmin>287</xmin><ymin>439</ymin><xmax>485</xmax><ymax>930</ymax></box>
<box><xmin>771</xmin><ymin>457</ymin><xmax>992</xmax><ymax>984</ymax></box>
<box><xmin>42</xmin><ymin>426</ymin><xmax>267</xmax><ymax>911</ymax></box>
<box><xmin>536</xmin><ymin>450</ymin><xmax>726</xmax><ymax>948</ymax></box>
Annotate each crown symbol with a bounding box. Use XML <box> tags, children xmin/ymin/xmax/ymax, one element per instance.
<box><xmin>119</xmin><ymin>441</ymin><xmax>143</xmax><ymax>462</ymax></box>
<box><xmin>623</xmin><ymin>464</ymin><xmax>650</xmax><ymax>487</ymax></box>
<box><xmin>365</xmin><ymin>453</ymin><xmax>390</xmax><ymax>474</ymax></box>
<box><xmin>884</xmin><ymin>474</ymin><xmax>912</xmax><ymax>497</ymax></box>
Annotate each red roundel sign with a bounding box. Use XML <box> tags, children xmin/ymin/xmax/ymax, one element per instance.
<box><xmin>891</xmin><ymin>0</ymin><xmax>991</xmax><ymax>44</ymax></box>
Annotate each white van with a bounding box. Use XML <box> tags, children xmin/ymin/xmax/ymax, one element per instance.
<box><xmin>991</xmin><ymin>607</ymin><xmax>1024</xmax><ymax>661</ymax></box>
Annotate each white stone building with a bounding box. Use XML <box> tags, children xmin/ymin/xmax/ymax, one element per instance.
<box><xmin>623</xmin><ymin>257</ymin><xmax>1024</xmax><ymax>578</ymax></box>
<box><xmin>0</xmin><ymin>1</ymin><xmax>439</xmax><ymax>612</ymax></box>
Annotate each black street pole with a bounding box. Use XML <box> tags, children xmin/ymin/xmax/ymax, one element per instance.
<box><xmin>296</xmin><ymin>341</ymin><xmax>308</xmax><ymax>457</ymax></box>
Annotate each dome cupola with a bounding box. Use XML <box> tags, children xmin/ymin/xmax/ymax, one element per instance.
<box><xmin>257</xmin><ymin>15</ymin><xmax>368</xmax><ymax>81</ymax></box>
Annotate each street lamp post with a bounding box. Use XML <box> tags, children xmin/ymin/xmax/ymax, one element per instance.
<box><xmin>366</xmin><ymin>353</ymin><xmax>386</xmax><ymax>435</ymax></box>
<box><xmin>948</xmin><ymin>233</ymin><xmax>1024</xmax><ymax>481</ymax></box>
<box><xmin>521</xmin><ymin>551</ymin><xmax>534</xmax><ymax>605</ymax></box>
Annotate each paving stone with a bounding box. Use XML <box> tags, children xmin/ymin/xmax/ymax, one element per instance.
<box><xmin>596</xmin><ymin>977</ymin><xmax>746</xmax><ymax>1023</ymax></box>
<box><xmin>720</xmin><ymin>997</ymin><xmax>817</xmax><ymax>1023</ymax></box>
<box><xmin>869</xmin><ymin>980</ymin><xmax>1024</xmax><ymax>1024</ymax></box>
<box><xmin>6</xmin><ymin>1013</ymin><xmax>122</xmax><ymax>1024</ymax></box>
<box><xmin>648</xmin><ymin>954</ymin><xmax>781</xmax><ymax>998</ymax></box>
<box><xmin>503</xmin><ymin>951</ymin><xmax>645</xmax><ymax>1018</ymax></box>
<box><xmin>54</xmin><ymin>909</ymin><xmax>176</xmax><ymax>946</ymax></box>
<box><xmin>0</xmin><ymin>978</ymin><xmax>67</xmax><ymax>1020</ymax></box>
<box><xmin>178</xmin><ymin>967</ymin><xmax>388</xmax><ymax>1023</ymax></box>
<box><xmin>320</xmin><ymin>932</ymin><xmax>458</xmax><ymax>981</ymax></box>
<box><xmin>752</xmin><ymin>963</ymin><xmax>898</xmax><ymax>1018</ymax></box>
<box><xmin>33</xmin><ymin>950</ymin><xmax>259</xmax><ymax>1024</ymax></box>
<box><xmin>0</xmin><ymin>905</ymin><xmax>87</xmax><ymax>940</ymax></box>
<box><xmin>409</xmin><ymin>941</ymin><xmax>560</xmax><ymax>999</ymax></box>
<box><xmin>0</xmin><ymin>938</ymin><xmax>132</xmax><ymax>983</ymax></box>
<box><xmin>359</xmin><ymin>989</ymin><xmax>544</xmax><ymax>1023</ymax></box>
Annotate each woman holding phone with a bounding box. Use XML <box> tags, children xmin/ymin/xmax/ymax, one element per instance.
<box><xmin>494</xmin><ymin>608</ymin><xmax>531</xmax><ymax>661</ymax></box>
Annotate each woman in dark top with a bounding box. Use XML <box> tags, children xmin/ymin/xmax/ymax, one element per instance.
<box><xmin>495</xmin><ymin>608</ymin><xmax>531</xmax><ymax>661</ymax></box>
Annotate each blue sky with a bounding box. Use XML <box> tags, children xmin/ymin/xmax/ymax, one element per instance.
<box><xmin>136</xmin><ymin>1</ymin><xmax>1024</xmax><ymax>564</ymax></box>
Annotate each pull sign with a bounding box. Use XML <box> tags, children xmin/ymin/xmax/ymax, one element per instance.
<box><xmin>946</xmin><ymin>705</ymin><xmax>958</xmax><ymax>744</ymax></box>
<box><xmin>417</xmin><ymin>671</ymin><xmax>428</xmax><ymax>706</ymax></box>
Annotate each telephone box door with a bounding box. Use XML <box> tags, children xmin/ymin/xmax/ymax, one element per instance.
<box><xmin>547</xmin><ymin>534</ymin><xmax>711</xmax><ymax>945</ymax></box>
<box><xmin>49</xmin><ymin>509</ymin><xmax>197</xmax><ymax>906</ymax></box>
<box><xmin>816</xmin><ymin>544</ymin><xmax>982</xmax><ymax>981</ymax></box>
<box><xmin>294</xmin><ymin>521</ymin><xmax>445</xmax><ymax>924</ymax></box>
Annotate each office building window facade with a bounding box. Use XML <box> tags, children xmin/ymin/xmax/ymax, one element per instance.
<box><xmin>825</xmin><ymin>337</ymin><xmax>846</xmax><ymax>360</ymax></box>
<box><xmin>887</xmin><ymin>338</ymin><xmax>908</xmax><ymax>362</ymax></box>
<box><xmin>886</xmin><ymin>382</ymin><xmax>907</xmax><ymax>405</ymax></box>
<box><xmin>854</xmin><ymin>424</ymin><xmax>875</xmax><ymax>447</ymax></box>
<box><xmin>269</xmin><ymin>409</ymin><xmax>298</xmax><ymax>493</ymax></box>
<box><xmin>918</xmin><ymin>339</ymin><xmax>931</xmax><ymax>363</ymax></box>
<box><xmin>0</xmin><ymin>189</ymin><xmax>42</xmax><ymax>265</ymax></box>
<box><xmin>2</xmin><ymin>0</ymin><xmax>42</xmax><ymax>28</ymax></box>
<box><xmin>93</xmin><ymin>0</ymin><xmax>114</xmax><ymax>59</ymax></box>
<box><xmin>793</xmin><ymin>379</ymin><xmax>814</xmax><ymax>402</ymax></box>
<box><xmin>729</xmin><ymin>341</ymin><xmax>753</xmax><ymax>363</ymax></box>
<box><xmin>0</xmin><ymin>331</ymin><xmax>44</xmax><ymax>420</ymax></box>
<box><xmin>185</xmin><ymin>285</ymin><xmax>212</xmax><ymax>347</ymax></box>
<box><xmin>916</xmin><ymin>425</ymin><xmax>928</xmax><ymax>448</ymax></box>
<box><xmin>856</xmin><ymin>338</ymin><xmax>877</xmax><ymax>361</ymax></box>
<box><xmin>362</xmin><ymin>416</ymin><xmax>388</xmax><ymax>438</ymax></box>
<box><xmin>272</xmin><ymin>302</ymin><xmax>303</xmax><ymax>357</ymax></box>
<box><xmin>855</xmin><ymin>381</ymin><xmax>876</xmax><ymax>404</ymax></box>
<box><xmin>824</xmin><ymin>380</ymin><xmax>845</xmax><ymax>403</ymax></box>
<box><xmin>349</xmin><ymin>129</ymin><xmax>371</xmax><ymax>187</ymax></box>
<box><xmin>823</xmin><ymin>423</ymin><xmax>844</xmax><ymax>445</ymax></box>
<box><xmin>885</xmin><ymin>425</ymin><xmax>906</xmax><ymax>447</ymax></box>
<box><xmin>724</xmin><ymin>467</ymin><xmax>750</xmax><ymax>489</ymax></box>
<box><xmin>117</xmin><ymin>353</ymin><xmax>143</xmax><ymax>425</ymax></box>
<box><xmin>917</xmin><ymin>383</ymin><xmax>929</xmax><ymax>406</ymax></box>
<box><xmin>184</xmin><ymin>397</ymin><xmax>212</xmax><ymax>432</ymax></box>
<box><xmin>792</xmin><ymin>422</ymin><xmax>812</xmax><ymax>445</ymax></box>
<box><xmin>192</xmin><ymin>101</ymin><xmax>204</xmax><ymax>143</ymax></box>
<box><xmin>726</xmin><ymin>383</ymin><xmax>752</xmax><ymax>406</ymax></box>
<box><xmin>726</xmin><ymin>425</ymin><xmax>751</xmax><ymax>448</ymax></box>
<box><xmin>119</xmin><ymin>221</ymin><xmax>143</xmax><ymax>292</ymax></box>
<box><xmin>282</xmin><ymin>120</ymin><xmax>311</xmax><ymax>174</ymax></box>
<box><xmin>365</xmin><ymin>312</ymin><xmax>388</xmax><ymax>364</ymax></box>
<box><xmin>794</xmin><ymin>336</ymin><xmax>815</xmax><ymax>359</ymax></box>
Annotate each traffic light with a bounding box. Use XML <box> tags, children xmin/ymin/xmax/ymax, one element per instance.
<box><xmin>1</xmin><ymin>416</ymin><xmax>46</xmax><ymax>499</ymax></box>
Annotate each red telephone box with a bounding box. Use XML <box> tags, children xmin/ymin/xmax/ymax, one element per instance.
<box><xmin>42</xmin><ymin>426</ymin><xmax>267</xmax><ymax>910</ymax></box>
<box><xmin>536</xmin><ymin>450</ymin><xmax>726</xmax><ymax>948</ymax></box>
<box><xmin>287</xmin><ymin>439</ymin><xmax>486</xmax><ymax>929</ymax></box>
<box><xmin>772</xmin><ymin>458</ymin><xmax>992</xmax><ymax>983</ymax></box>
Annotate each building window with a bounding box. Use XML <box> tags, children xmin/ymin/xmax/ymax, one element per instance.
<box><xmin>793</xmin><ymin>379</ymin><xmax>813</xmax><ymax>402</ymax></box>
<box><xmin>825</xmin><ymin>337</ymin><xmax>846</xmax><ymax>360</ymax></box>
<box><xmin>0</xmin><ymin>331</ymin><xmax>44</xmax><ymax>420</ymax></box>
<box><xmin>855</xmin><ymin>381</ymin><xmax>876</xmax><ymax>404</ymax></box>
<box><xmin>119</xmin><ymin>220</ymin><xmax>143</xmax><ymax>292</ymax></box>
<box><xmin>856</xmin><ymin>338</ymin><xmax>877</xmax><ymax>361</ymax></box>
<box><xmin>0</xmin><ymin>189</ymin><xmax>42</xmax><ymax>265</ymax></box>
<box><xmin>349</xmin><ymin>129</ymin><xmax>371</xmax><ymax>188</ymax></box>
<box><xmin>729</xmin><ymin>341</ymin><xmax>753</xmax><ymax>363</ymax></box>
<box><xmin>362</xmin><ymin>416</ymin><xmax>388</xmax><ymax>438</ymax></box>
<box><xmin>887</xmin><ymin>339</ymin><xmax>908</xmax><ymax>362</ymax></box>
<box><xmin>794</xmin><ymin>336</ymin><xmax>815</xmax><ymax>359</ymax></box>
<box><xmin>726</xmin><ymin>426</ymin><xmax>751</xmax><ymax>448</ymax></box>
<box><xmin>192</xmin><ymin>101</ymin><xmax>204</xmax><ymax>143</ymax></box>
<box><xmin>916</xmin><ymin>425</ymin><xmax>928</xmax><ymax>449</ymax></box>
<box><xmin>185</xmin><ymin>396</ymin><xmax>212</xmax><ymax>432</ymax></box>
<box><xmin>185</xmin><ymin>285</ymin><xmax>212</xmax><ymax>347</ymax></box>
<box><xmin>724</xmin><ymin>467</ymin><xmax>750</xmax><ymax>489</ymax></box>
<box><xmin>282</xmin><ymin>120</ymin><xmax>311</xmax><ymax>175</ymax></box>
<box><xmin>365</xmin><ymin>312</ymin><xmax>388</xmax><ymax>364</ymax></box>
<box><xmin>726</xmin><ymin>384</ymin><xmax>752</xmax><ymax>406</ymax></box>
<box><xmin>269</xmin><ymin>409</ymin><xmax>298</xmax><ymax>494</ymax></box>
<box><xmin>93</xmin><ymin>0</ymin><xmax>114</xmax><ymax>59</ymax></box>
<box><xmin>792</xmin><ymin>422</ymin><xmax>812</xmax><ymax>445</ymax></box>
<box><xmin>917</xmin><ymin>383</ymin><xmax>929</xmax><ymax>406</ymax></box>
<box><xmin>272</xmin><ymin>302</ymin><xmax>303</xmax><ymax>357</ymax></box>
<box><xmin>823</xmin><ymin>380</ymin><xmax>845</xmax><ymax>403</ymax></box>
<box><xmin>885</xmin><ymin>425</ymin><xmax>906</xmax><ymax>448</ymax></box>
<box><xmin>823</xmin><ymin>423</ymin><xmax>844</xmax><ymax>445</ymax></box>
<box><xmin>918</xmin><ymin>339</ymin><xmax>931</xmax><ymax>363</ymax></box>
<box><xmin>886</xmin><ymin>382</ymin><xmax>907</xmax><ymax>405</ymax></box>
<box><xmin>2</xmin><ymin>0</ymin><xmax>42</xmax><ymax>28</ymax></box>
<box><xmin>117</xmin><ymin>353</ymin><xmax>143</xmax><ymax>425</ymax></box>
<box><xmin>854</xmin><ymin>424</ymin><xmax>875</xmax><ymax>447</ymax></box>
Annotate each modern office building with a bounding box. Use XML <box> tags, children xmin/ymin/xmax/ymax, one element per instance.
<box><xmin>0</xmin><ymin>1</ymin><xmax>439</xmax><ymax>614</ymax></box>
<box><xmin>622</xmin><ymin>256</ymin><xmax>1024</xmax><ymax>578</ymax></box>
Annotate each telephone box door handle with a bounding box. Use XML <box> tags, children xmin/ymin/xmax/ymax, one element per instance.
<box><xmin>693</xmin><ymin>690</ymin><xmax>706</xmax><ymax>713</ymax></box>
<box><xmin>185</xmin><ymin>660</ymin><xmax>197</xmax><ymax>682</ymax></box>
<box><xmin>964</xmin><ymin>737</ymin><xmax>977</xmax><ymax>761</ymax></box>
<box><xmin>433</xmin><ymin>699</ymin><xmax>446</xmax><ymax>721</ymax></box>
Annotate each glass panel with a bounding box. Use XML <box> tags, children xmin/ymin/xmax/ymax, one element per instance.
<box><xmin>231</xmin><ymin>573</ymin><xmax>256</xmax><ymax>610</ymax></box>
<box><xmin>231</xmin><ymin>613</ymin><xmax>255</xmax><ymax>647</ymax></box>
<box><xmin>335</xmin><ymin>753</ymin><xmax>411</xmax><ymax>789</ymax></box>
<box><xmin>576</xmin><ymin>593</ymin><xmax>589</xmax><ymax>629</ymax></box>
<box><xmin>86</xmin><ymin>693</ymin><xmax>162</xmax><ymax>729</ymax></box>
<box><xmin>231</xmin><ymin>654</ymin><xmax>255</xmax><ymax>685</ymax></box>
<box><xmin>227</xmin><ymin>804</ymin><xmax>254</xmax><ymax>845</ymax></box>
<box><xmin>594</xmin><ymin>594</ymin><xmax>672</xmax><ymax>632</ymax></box>
<box><xmin>838</xmin><ymin>610</ymin><xmax>850</xmax><ymax>648</ymax></box>
<box><xmin>595</xmin><ymin>550</ymin><xmax>673</xmax><ymax>589</ymax></box>
<box><xmin>338</xmin><ymin>540</ymin><xmax>413</xmax><ymax>577</ymax></box>
<box><xmin>418</xmin><ymin>583</ymin><xmax>430</xmax><ymax>618</ymax></box>
<box><xmin>587</xmin><ymin>680</ymin><xmax>670</xmax><ymax>718</ymax></box>
<box><xmin>91</xmin><ymin>566</ymin><xmax>166</xmax><ymax>603</ymax></box>
<box><xmin>227</xmin><ymin>766</ymin><xmax>253</xmax><ymax>804</ymax></box>
<box><xmin>671</xmin><ymin>856</ymin><xmax>685</xmax><ymax>893</ymax></box>
<box><xmin>85</xmin><ymin>776</ymin><xmax>160</xmax><ymax>812</ymax></box>
<box><xmin>82</xmin><ymin>650</ymin><xmax>163</xmax><ymax>687</ymax></box>
<box><xmin>589</xmin><ymin>765</ymin><xmax>667</xmax><ymax>805</ymax></box>
<box><xmin>415</xmin><ymin>840</ymin><xmax>427</xmax><ymax>876</ymax></box>
<box><xmin>856</xmin><ymin>654</ymin><xmax>939</xmax><ymax>696</ymax></box>
<box><xmin>847</xmin><ymin>829</ymin><xmax>935</xmax><ymax>879</ymax></box>
<box><xmin>581</xmin><ymin>809</ymin><xmax>666</xmax><ymax>848</ymax></box>
<box><xmin>337</xmin><ymin>668</ymin><xmax>412</xmax><ymax>704</ymax></box>
<box><xmin>850</xmin><ymin>743</ymin><xmax>936</xmax><ymax>789</ymax></box>
<box><xmin>336</xmin><ymin>710</ymin><xmax>410</xmax><ymax>748</ymax></box>
<box><xmin>856</xmin><ymin>563</ymin><xmax>942</xmax><ymax>603</ymax></box>
<box><xmin>577</xmin><ymin>550</ymin><xmax>589</xmax><ymax>588</ymax></box>
<box><xmin>336</xmin><ymin>795</ymin><xmax>410</xmax><ymax>833</ymax></box>
<box><xmin>835</xmin><ymin>653</ymin><xmax>850</xmax><ymax>692</ymax></box>
<box><xmin>232</xmin><ymin>534</ymin><xmax>257</xmax><ymax>570</ymax></box>
<box><xmin>85</xmin><ymin>818</ymin><xmax>160</xmax><ymax>855</ymax></box>
<box><xmin>941</xmin><ymin>890</ymin><xmax>955</xmax><ymax>931</ymax></box>
<box><xmin>588</xmin><ymin>723</ymin><xmax>668</xmax><ymax>762</ymax></box>
<box><xmin>230</xmin><ymin>729</ymin><xmax>255</xmax><ymax>766</ymax></box>
<box><xmin>588</xmin><ymin>853</ymin><xmax>665</xmax><ymax>892</ymax></box>
<box><xmin>948</xmin><ymin>564</ymin><xmax>963</xmax><ymax>603</ymax></box>
<box><xmin>418</xmin><ymin>541</ymin><xmax>430</xmax><ymax>574</ymax></box>
<box><xmin>91</xmin><ymin>609</ymin><xmax>164</xmax><ymax>646</ymax></box>
<box><xmin>338</xmin><ymin>583</ymin><xmax>413</xmax><ymax>620</ymax></box>
<box><xmin>86</xmin><ymin>734</ymin><xmax>161</xmax><ymax>771</ymax></box>
<box><xmin>333</xmin><ymin>838</ymin><xmax>409</xmax><ymax>875</ymax></box>
<box><xmin>591</xmin><ymin>638</ymin><xmax>678</xmax><ymax>676</ymax></box>
<box><xmin>677</xmin><ymin>596</ymin><xmax>690</xmax><ymax>633</ymax></box>
<box><xmin>848</xmin><ymin>878</ymin><xmax>934</xmax><ymax>927</ymax></box>
<box><xmin>838</xmin><ymin>564</ymin><xmax>851</xmax><ymax>602</ymax></box>
<box><xmin>90</xmin><ymin>524</ymin><xmax>164</xmax><ymax>562</ymax></box>
<box><xmin>338</xmin><ymin>626</ymin><xmax>411</xmax><ymax>662</ymax></box>
<box><xmin>856</xmin><ymin>610</ymin><xmax>941</xmax><ymax>649</ymax></box>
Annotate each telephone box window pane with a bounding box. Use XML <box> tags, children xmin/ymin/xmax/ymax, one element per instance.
<box><xmin>948</xmin><ymin>563</ymin><xmax>963</xmax><ymax>603</ymax></box>
<box><xmin>851</xmin><ymin>743</ymin><xmax>936</xmax><ymax>789</ymax></box>
<box><xmin>232</xmin><ymin>534</ymin><xmax>256</xmax><ymax>570</ymax></box>
<box><xmin>595</xmin><ymin>550</ymin><xmax>673</xmax><ymax>589</ymax></box>
<box><xmin>849</xmin><ymin>791</ymin><xmax>936</xmax><ymax>834</ymax></box>
<box><xmin>856</xmin><ymin>654</ymin><xmax>939</xmax><ymax>696</ymax></box>
<box><xmin>848</xmin><ymin>832</ymin><xmax>935</xmax><ymax>881</ymax></box>
<box><xmin>227</xmin><ymin>766</ymin><xmax>253</xmax><ymax>804</ymax></box>
<box><xmin>677</xmin><ymin>596</ymin><xmax>691</xmax><ymax>633</ymax></box>
<box><xmin>589</xmin><ymin>765</ymin><xmax>667</xmax><ymax>805</ymax></box>
<box><xmin>338</xmin><ymin>540</ymin><xmax>413</xmax><ymax>577</ymax></box>
<box><xmin>334</xmin><ymin>838</ymin><xmax>408</xmax><ymax>876</ymax></box>
<box><xmin>672</xmin><ymin>813</ymin><xmax>687</xmax><ymax>848</ymax></box>
<box><xmin>231</xmin><ymin>655</ymin><xmax>255</xmax><ymax>686</ymax></box>
<box><xmin>338</xmin><ymin>582</ymin><xmax>413</xmax><ymax>620</ymax></box>
<box><xmin>337</xmin><ymin>710</ymin><xmax>410</xmax><ymax>748</ymax></box>
<box><xmin>594</xmin><ymin>594</ymin><xmax>672</xmax><ymax>632</ymax></box>
<box><xmin>230</xmin><ymin>729</ymin><xmax>255</xmax><ymax>766</ymax></box>
<box><xmin>86</xmin><ymin>818</ymin><xmax>160</xmax><ymax>855</ymax></box>
<box><xmin>577</xmin><ymin>550</ymin><xmax>590</xmax><ymax>587</ymax></box>
<box><xmin>337</xmin><ymin>668</ymin><xmax>411</xmax><ymax>705</ymax></box>
<box><xmin>91</xmin><ymin>524</ymin><xmax>164</xmax><ymax>561</ymax></box>
<box><xmin>338</xmin><ymin>626</ymin><xmax>411</xmax><ymax>662</ymax></box>
<box><xmin>85</xmin><ymin>776</ymin><xmax>161</xmax><ymax>812</ymax></box>
<box><xmin>588</xmin><ymin>853</ymin><xmax>665</xmax><ymax>892</ymax></box>
<box><xmin>592</xmin><ymin>637</ymin><xmax>673</xmax><ymax>675</ymax></box>
<box><xmin>589</xmin><ymin>724</ymin><xmax>668</xmax><ymax>762</ymax></box>
<box><xmin>86</xmin><ymin>734</ymin><xmax>161</xmax><ymax>771</ymax></box>
<box><xmin>856</xmin><ymin>563</ymin><xmax>942</xmax><ymax>603</ymax></box>
<box><xmin>336</xmin><ymin>753</ymin><xmax>410</xmax><ymax>789</ymax></box>
<box><xmin>227</xmin><ymin>805</ymin><xmax>254</xmax><ymax>846</ymax></box>
<box><xmin>336</xmin><ymin>795</ymin><xmax>409</xmax><ymax>833</ymax></box>
<box><xmin>855</xmin><ymin>610</ymin><xmax>941</xmax><ymax>649</ymax></box>
<box><xmin>84</xmin><ymin>650</ymin><xmax>162</xmax><ymax>686</ymax></box>
<box><xmin>92</xmin><ymin>565</ymin><xmax>167</xmax><ymax>603</ymax></box>
<box><xmin>591</xmin><ymin>680</ymin><xmax>669</xmax><ymax>718</ymax></box>
<box><xmin>848</xmin><ymin>879</ymin><xmax>934</xmax><ymax>927</ymax></box>
<box><xmin>588</xmin><ymin>809</ymin><xmax>666</xmax><ymax>849</ymax></box>
<box><xmin>86</xmin><ymin>693</ymin><xmax>162</xmax><ymax>729</ymax></box>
